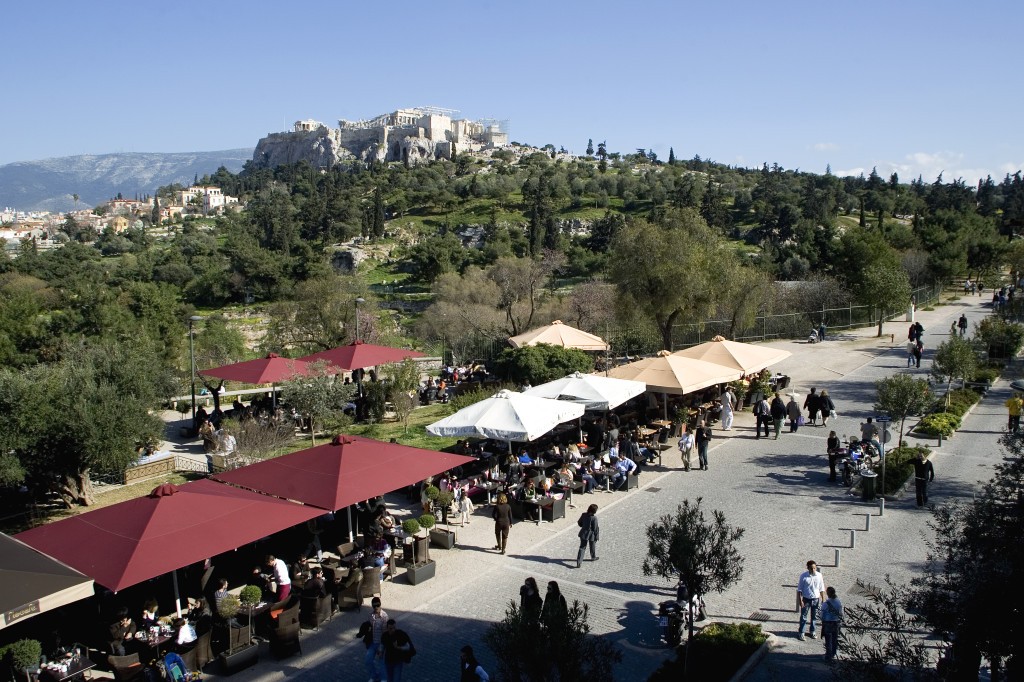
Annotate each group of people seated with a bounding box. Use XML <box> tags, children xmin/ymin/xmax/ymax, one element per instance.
<box><xmin>107</xmin><ymin>597</ymin><xmax>205</xmax><ymax>658</ymax></box>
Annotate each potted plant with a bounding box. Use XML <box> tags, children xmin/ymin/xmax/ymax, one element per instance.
<box><xmin>434</xmin><ymin>489</ymin><xmax>454</xmax><ymax>526</ymax></box>
<box><xmin>424</xmin><ymin>484</ymin><xmax>440</xmax><ymax>512</ymax></box>
<box><xmin>749</xmin><ymin>370</ymin><xmax>772</xmax><ymax>406</ymax></box>
<box><xmin>177</xmin><ymin>400</ymin><xmax>192</xmax><ymax>437</ymax></box>
<box><xmin>400</xmin><ymin>518</ymin><xmax>421</xmax><ymax>564</ymax></box>
<box><xmin>428</xmin><ymin>498</ymin><xmax>457</xmax><ymax>549</ymax></box>
<box><xmin>0</xmin><ymin>639</ymin><xmax>42</xmax><ymax>682</ymax></box>
<box><xmin>239</xmin><ymin>585</ymin><xmax>263</xmax><ymax>610</ymax></box>
<box><xmin>216</xmin><ymin>593</ymin><xmax>258</xmax><ymax>675</ymax></box>
<box><xmin>404</xmin><ymin>516</ymin><xmax>436</xmax><ymax>585</ymax></box>
<box><xmin>729</xmin><ymin>379</ymin><xmax>747</xmax><ymax>410</ymax></box>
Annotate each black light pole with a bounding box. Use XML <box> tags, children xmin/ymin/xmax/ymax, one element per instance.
<box><xmin>188</xmin><ymin>315</ymin><xmax>203</xmax><ymax>430</ymax></box>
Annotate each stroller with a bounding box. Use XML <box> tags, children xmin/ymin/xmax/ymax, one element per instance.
<box><xmin>808</xmin><ymin>328</ymin><xmax>820</xmax><ymax>344</ymax></box>
<box><xmin>162</xmin><ymin>652</ymin><xmax>191</xmax><ymax>681</ymax></box>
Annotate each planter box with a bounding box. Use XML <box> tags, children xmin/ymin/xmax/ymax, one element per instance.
<box><xmin>429</xmin><ymin>529</ymin><xmax>456</xmax><ymax>549</ymax></box>
<box><xmin>405</xmin><ymin>560</ymin><xmax>436</xmax><ymax>585</ymax></box>
<box><xmin>219</xmin><ymin>643</ymin><xmax>258</xmax><ymax>675</ymax></box>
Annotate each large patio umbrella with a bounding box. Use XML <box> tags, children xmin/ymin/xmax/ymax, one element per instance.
<box><xmin>426</xmin><ymin>389</ymin><xmax>585</xmax><ymax>443</ymax></box>
<box><xmin>16</xmin><ymin>480</ymin><xmax>322</xmax><ymax>595</ymax></box>
<box><xmin>300</xmin><ymin>340</ymin><xmax>425</xmax><ymax>372</ymax></box>
<box><xmin>213</xmin><ymin>435</ymin><xmax>475</xmax><ymax>513</ymax></box>
<box><xmin>606</xmin><ymin>351</ymin><xmax>742</xmax><ymax>395</ymax></box>
<box><xmin>200</xmin><ymin>352</ymin><xmax>318</xmax><ymax>384</ymax></box>
<box><xmin>509</xmin><ymin>320</ymin><xmax>609</xmax><ymax>351</ymax></box>
<box><xmin>523</xmin><ymin>372</ymin><xmax>646</xmax><ymax>411</ymax></box>
<box><xmin>1</xmin><ymin>533</ymin><xmax>94</xmax><ymax>630</ymax></box>
<box><xmin>673</xmin><ymin>336</ymin><xmax>792</xmax><ymax>374</ymax></box>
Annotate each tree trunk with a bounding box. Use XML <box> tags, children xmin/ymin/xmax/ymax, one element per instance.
<box><xmin>58</xmin><ymin>469</ymin><xmax>95</xmax><ymax>507</ymax></box>
<box><xmin>877</xmin><ymin>313</ymin><xmax>884</xmax><ymax>337</ymax></box>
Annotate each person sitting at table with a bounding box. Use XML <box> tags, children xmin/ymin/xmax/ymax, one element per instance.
<box><xmin>581</xmin><ymin>460</ymin><xmax>602</xmax><ymax>492</ymax></box>
<box><xmin>141</xmin><ymin>598</ymin><xmax>159</xmax><ymax>630</ymax></box>
<box><xmin>290</xmin><ymin>555</ymin><xmax>310</xmax><ymax>589</ymax></box>
<box><xmin>173</xmin><ymin>618</ymin><xmax>197</xmax><ymax>653</ymax></box>
<box><xmin>610</xmin><ymin>454</ymin><xmax>638</xmax><ymax>491</ymax></box>
<box><xmin>366</xmin><ymin>535</ymin><xmax>393</xmax><ymax>571</ymax></box>
<box><xmin>108</xmin><ymin>608</ymin><xmax>137</xmax><ymax>656</ymax></box>
<box><xmin>198</xmin><ymin>420</ymin><xmax>217</xmax><ymax>453</ymax></box>
<box><xmin>213</xmin><ymin>578</ymin><xmax>230</xmax><ymax>609</ymax></box>
<box><xmin>565</xmin><ymin>442</ymin><xmax>582</xmax><ymax>462</ymax></box>
<box><xmin>264</xmin><ymin>554</ymin><xmax>292</xmax><ymax>602</ymax></box>
<box><xmin>302</xmin><ymin>566</ymin><xmax>328</xmax><ymax>599</ymax></box>
<box><xmin>517</xmin><ymin>449</ymin><xmax>535</xmax><ymax>465</ymax></box>
<box><xmin>376</xmin><ymin>505</ymin><xmax>396</xmax><ymax>532</ymax></box>
<box><xmin>520</xmin><ymin>478</ymin><xmax>540</xmax><ymax>522</ymax></box>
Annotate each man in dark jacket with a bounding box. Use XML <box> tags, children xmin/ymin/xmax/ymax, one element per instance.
<box><xmin>694</xmin><ymin>422</ymin><xmax>712</xmax><ymax>470</ymax></box>
<box><xmin>575</xmin><ymin>504</ymin><xmax>600</xmax><ymax>568</ymax></box>
<box><xmin>803</xmin><ymin>388</ymin><xmax>820</xmax><ymax>425</ymax></box>
<box><xmin>912</xmin><ymin>453</ymin><xmax>935</xmax><ymax>506</ymax></box>
<box><xmin>770</xmin><ymin>392</ymin><xmax>787</xmax><ymax>440</ymax></box>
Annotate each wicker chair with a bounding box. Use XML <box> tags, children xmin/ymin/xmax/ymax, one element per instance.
<box><xmin>108</xmin><ymin>653</ymin><xmax>146</xmax><ymax>682</ymax></box>
<box><xmin>268</xmin><ymin>603</ymin><xmax>301</xmax><ymax>659</ymax></box>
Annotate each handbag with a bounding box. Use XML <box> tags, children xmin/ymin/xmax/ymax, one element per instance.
<box><xmin>797</xmin><ymin>416</ymin><xmax>807</xmax><ymax>426</ymax></box>
<box><xmin>829</xmin><ymin>409</ymin><xmax>837</xmax><ymax>418</ymax></box>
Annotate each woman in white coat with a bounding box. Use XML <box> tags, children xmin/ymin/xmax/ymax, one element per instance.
<box><xmin>720</xmin><ymin>387</ymin><xmax>735</xmax><ymax>431</ymax></box>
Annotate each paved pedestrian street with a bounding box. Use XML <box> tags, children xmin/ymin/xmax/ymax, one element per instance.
<box><xmin>238</xmin><ymin>296</ymin><xmax>1006</xmax><ymax>682</ymax></box>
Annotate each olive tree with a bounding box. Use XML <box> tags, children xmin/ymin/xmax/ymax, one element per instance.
<box><xmin>930</xmin><ymin>336</ymin><xmax>978</xmax><ymax>405</ymax></box>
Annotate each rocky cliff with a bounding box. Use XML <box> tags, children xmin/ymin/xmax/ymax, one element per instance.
<box><xmin>251</xmin><ymin>125</ymin><xmax>451</xmax><ymax>170</ymax></box>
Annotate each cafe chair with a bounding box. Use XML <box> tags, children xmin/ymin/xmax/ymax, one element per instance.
<box><xmin>337</xmin><ymin>571</ymin><xmax>363</xmax><ymax>610</ymax></box>
<box><xmin>193</xmin><ymin>630</ymin><xmax>213</xmax><ymax>670</ymax></box>
<box><xmin>337</xmin><ymin>541</ymin><xmax>358</xmax><ymax>558</ymax></box>
<box><xmin>108</xmin><ymin>653</ymin><xmax>146</xmax><ymax>682</ymax></box>
<box><xmin>268</xmin><ymin>604</ymin><xmax>301</xmax><ymax>659</ymax></box>
<box><xmin>178</xmin><ymin>646</ymin><xmax>198</xmax><ymax>672</ymax></box>
<box><xmin>300</xmin><ymin>594</ymin><xmax>333</xmax><ymax>630</ymax></box>
<box><xmin>359</xmin><ymin>567</ymin><xmax>382</xmax><ymax>600</ymax></box>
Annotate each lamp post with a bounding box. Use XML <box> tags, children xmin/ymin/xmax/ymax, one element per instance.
<box><xmin>354</xmin><ymin>297</ymin><xmax>365</xmax><ymax>342</ymax></box>
<box><xmin>188</xmin><ymin>315</ymin><xmax>203</xmax><ymax>430</ymax></box>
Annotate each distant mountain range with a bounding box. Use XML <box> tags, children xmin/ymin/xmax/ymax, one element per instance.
<box><xmin>0</xmin><ymin>149</ymin><xmax>253</xmax><ymax>213</ymax></box>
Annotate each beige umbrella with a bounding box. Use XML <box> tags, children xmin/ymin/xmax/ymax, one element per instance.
<box><xmin>509</xmin><ymin>320</ymin><xmax>609</xmax><ymax>351</ymax></box>
<box><xmin>673</xmin><ymin>336</ymin><xmax>791</xmax><ymax>374</ymax></box>
<box><xmin>606</xmin><ymin>351</ymin><xmax>741</xmax><ymax>396</ymax></box>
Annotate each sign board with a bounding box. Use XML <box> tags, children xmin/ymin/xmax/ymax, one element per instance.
<box><xmin>4</xmin><ymin>600</ymin><xmax>40</xmax><ymax>626</ymax></box>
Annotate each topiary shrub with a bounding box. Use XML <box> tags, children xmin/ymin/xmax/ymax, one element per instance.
<box><xmin>418</xmin><ymin>514</ymin><xmax>436</xmax><ymax>530</ymax></box>
<box><xmin>0</xmin><ymin>639</ymin><xmax>42</xmax><ymax>670</ymax></box>
<box><xmin>217</xmin><ymin>593</ymin><xmax>241</xmax><ymax>620</ymax></box>
<box><xmin>916</xmin><ymin>413</ymin><xmax>960</xmax><ymax>437</ymax></box>
<box><xmin>239</xmin><ymin>585</ymin><xmax>263</xmax><ymax>606</ymax></box>
<box><xmin>424</xmin><ymin>485</ymin><xmax>440</xmax><ymax>502</ymax></box>
<box><xmin>401</xmin><ymin>518</ymin><xmax>421</xmax><ymax>536</ymax></box>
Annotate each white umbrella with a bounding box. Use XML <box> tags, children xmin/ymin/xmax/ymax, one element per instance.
<box><xmin>426</xmin><ymin>389</ymin><xmax>585</xmax><ymax>442</ymax></box>
<box><xmin>523</xmin><ymin>372</ymin><xmax>646</xmax><ymax>411</ymax></box>
<box><xmin>509</xmin><ymin>320</ymin><xmax>609</xmax><ymax>351</ymax></box>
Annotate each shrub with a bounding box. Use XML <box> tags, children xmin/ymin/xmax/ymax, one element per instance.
<box><xmin>916</xmin><ymin>413</ymin><xmax>960</xmax><ymax>437</ymax></box>
<box><xmin>435</xmin><ymin>490</ymin><xmax>454</xmax><ymax>509</ymax></box>
<box><xmin>970</xmin><ymin>367</ymin><xmax>1001</xmax><ymax>384</ymax></box>
<box><xmin>239</xmin><ymin>585</ymin><xmax>263</xmax><ymax>606</ymax></box>
<box><xmin>0</xmin><ymin>639</ymin><xmax>42</xmax><ymax>670</ymax></box>
<box><xmin>425</xmin><ymin>484</ymin><xmax>440</xmax><ymax>501</ymax></box>
<box><xmin>880</xmin><ymin>446</ymin><xmax>929</xmax><ymax>494</ymax></box>
<box><xmin>401</xmin><ymin>518</ymin><xmax>421</xmax><ymax>535</ymax></box>
<box><xmin>650</xmin><ymin>623</ymin><xmax>767</xmax><ymax>682</ymax></box>
<box><xmin>976</xmin><ymin>316</ymin><xmax>1024</xmax><ymax>359</ymax></box>
<box><xmin>217</xmin><ymin>593</ymin><xmax>241</xmax><ymax>620</ymax></box>
<box><xmin>492</xmin><ymin>344</ymin><xmax>594</xmax><ymax>385</ymax></box>
<box><xmin>418</xmin><ymin>513</ymin><xmax>436</xmax><ymax>530</ymax></box>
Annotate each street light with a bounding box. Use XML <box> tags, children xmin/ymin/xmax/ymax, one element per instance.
<box><xmin>354</xmin><ymin>297</ymin><xmax>365</xmax><ymax>342</ymax></box>
<box><xmin>188</xmin><ymin>315</ymin><xmax>203</xmax><ymax>430</ymax></box>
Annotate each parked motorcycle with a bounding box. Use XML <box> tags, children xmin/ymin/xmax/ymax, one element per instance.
<box><xmin>658</xmin><ymin>581</ymin><xmax>707</xmax><ymax>646</ymax></box>
<box><xmin>840</xmin><ymin>441</ymin><xmax>876</xmax><ymax>487</ymax></box>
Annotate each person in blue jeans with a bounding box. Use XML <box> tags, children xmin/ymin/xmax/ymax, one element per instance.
<box><xmin>381</xmin><ymin>618</ymin><xmax>414</xmax><ymax>682</ymax></box>
<box><xmin>796</xmin><ymin>560</ymin><xmax>826</xmax><ymax>640</ymax></box>
<box><xmin>821</xmin><ymin>586</ymin><xmax>843</xmax><ymax>662</ymax></box>
<box><xmin>358</xmin><ymin>597</ymin><xmax>388</xmax><ymax>682</ymax></box>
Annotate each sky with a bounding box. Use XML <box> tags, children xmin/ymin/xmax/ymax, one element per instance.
<box><xmin>2</xmin><ymin>0</ymin><xmax>1022</xmax><ymax>184</ymax></box>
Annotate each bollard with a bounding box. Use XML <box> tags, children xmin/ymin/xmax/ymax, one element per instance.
<box><xmin>865</xmin><ymin>513</ymin><xmax>871</xmax><ymax>531</ymax></box>
<box><xmin>937</xmin><ymin>433</ymin><xmax>942</xmax><ymax>447</ymax></box>
<box><xmin>850</xmin><ymin>530</ymin><xmax>856</xmax><ymax>549</ymax></box>
<box><xmin>879</xmin><ymin>498</ymin><xmax>885</xmax><ymax>516</ymax></box>
<box><xmin>835</xmin><ymin>548</ymin><xmax>841</xmax><ymax>568</ymax></box>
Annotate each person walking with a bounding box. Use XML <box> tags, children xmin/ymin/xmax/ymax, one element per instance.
<box><xmin>721</xmin><ymin>386</ymin><xmax>735</xmax><ymax>430</ymax></box>
<box><xmin>357</xmin><ymin>597</ymin><xmax>389</xmax><ymax>682</ymax></box>
<box><xmin>753</xmin><ymin>395</ymin><xmax>771</xmax><ymax>439</ymax></box>
<box><xmin>1006</xmin><ymin>393</ymin><xmax>1023</xmax><ymax>432</ymax></box>
<box><xmin>912</xmin><ymin>453</ymin><xmax>935</xmax><ymax>507</ymax></box>
<box><xmin>459</xmin><ymin>645</ymin><xmax>490</xmax><ymax>681</ymax></box>
<box><xmin>542</xmin><ymin>581</ymin><xmax>569</xmax><ymax>625</ymax></box>
<box><xmin>958</xmin><ymin>313</ymin><xmax>968</xmax><ymax>337</ymax></box>
<box><xmin>786</xmin><ymin>394</ymin><xmax>801</xmax><ymax>432</ymax></box>
<box><xmin>677</xmin><ymin>424</ymin><xmax>695</xmax><ymax>471</ymax></box>
<box><xmin>520</xmin><ymin>577</ymin><xmax>542</xmax><ymax>622</ymax></box>
<box><xmin>821</xmin><ymin>586</ymin><xmax>843</xmax><ymax>662</ymax></box>
<box><xmin>492</xmin><ymin>493</ymin><xmax>512</xmax><ymax>554</ymax></box>
<box><xmin>820</xmin><ymin>390</ymin><xmax>835</xmax><ymax>426</ymax></box>
<box><xmin>770</xmin><ymin>392</ymin><xmax>787</xmax><ymax>440</ymax></box>
<box><xmin>803</xmin><ymin>388</ymin><xmax>820</xmax><ymax>426</ymax></box>
<box><xmin>380</xmin><ymin>618</ymin><xmax>414</xmax><ymax>682</ymax></box>
<box><xmin>575</xmin><ymin>504</ymin><xmax>600</xmax><ymax>567</ymax></box>
<box><xmin>826</xmin><ymin>431</ymin><xmax>841</xmax><ymax>483</ymax></box>
<box><xmin>694</xmin><ymin>421</ymin><xmax>712</xmax><ymax>470</ymax></box>
<box><xmin>912</xmin><ymin>340</ymin><xmax>923</xmax><ymax>368</ymax></box>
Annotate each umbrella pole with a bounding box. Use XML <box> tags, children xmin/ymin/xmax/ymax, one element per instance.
<box><xmin>172</xmin><ymin>569</ymin><xmax>182</xmax><ymax>619</ymax></box>
<box><xmin>663</xmin><ymin>392</ymin><xmax>669</xmax><ymax>422</ymax></box>
<box><xmin>272</xmin><ymin>383</ymin><xmax>277</xmax><ymax>409</ymax></box>
<box><xmin>347</xmin><ymin>506</ymin><xmax>354</xmax><ymax>543</ymax></box>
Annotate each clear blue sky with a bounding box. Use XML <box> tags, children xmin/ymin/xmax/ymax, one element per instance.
<box><xmin>3</xmin><ymin>0</ymin><xmax>1021</xmax><ymax>184</ymax></box>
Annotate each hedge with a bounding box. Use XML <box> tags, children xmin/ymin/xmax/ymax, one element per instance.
<box><xmin>649</xmin><ymin>623</ymin><xmax>767</xmax><ymax>682</ymax></box>
<box><xmin>916</xmin><ymin>413</ymin><xmax>960</xmax><ymax>437</ymax></box>
<box><xmin>878</xmin><ymin>446</ymin><xmax>930</xmax><ymax>495</ymax></box>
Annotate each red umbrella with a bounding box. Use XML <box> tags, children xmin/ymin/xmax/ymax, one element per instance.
<box><xmin>213</xmin><ymin>434</ymin><xmax>474</xmax><ymax>512</ymax></box>
<box><xmin>15</xmin><ymin>480</ymin><xmax>322</xmax><ymax>592</ymax></box>
<box><xmin>300</xmin><ymin>341</ymin><xmax>425</xmax><ymax>372</ymax></box>
<box><xmin>200</xmin><ymin>353</ymin><xmax>318</xmax><ymax>384</ymax></box>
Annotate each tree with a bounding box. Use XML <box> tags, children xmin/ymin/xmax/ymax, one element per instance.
<box><xmin>279</xmin><ymin>363</ymin><xmax>355</xmax><ymax>446</ymax></box>
<box><xmin>264</xmin><ymin>274</ymin><xmax>371</xmax><ymax>352</ymax></box>
<box><xmin>379</xmin><ymin>359</ymin><xmax>420</xmax><ymax>433</ymax></box>
<box><xmin>668</xmin><ymin>147</ymin><xmax>676</xmax><ymax>165</ymax></box>
<box><xmin>930</xmin><ymin>336</ymin><xmax>978</xmax><ymax>402</ymax></box>
<box><xmin>485</xmin><ymin>597</ymin><xmax>622</xmax><ymax>682</ymax></box>
<box><xmin>857</xmin><ymin>263</ymin><xmax>911</xmax><ymax>337</ymax></box>
<box><xmin>151</xmin><ymin>195</ymin><xmax>160</xmax><ymax>226</ymax></box>
<box><xmin>874</xmin><ymin>374</ymin><xmax>931</xmax><ymax>449</ymax></box>
<box><xmin>0</xmin><ymin>340</ymin><xmax>173</xmax><ymax>506</ymax></box>
<box><xmin>643</xmin><ymin>497</ymin><xmax>745</xmax><ymax>678</ymax></box>
<box><xmin>493</xmin><ymin>344</ymin><xmax>593</xmax><ymax>385</ymax></box>
<box><xmin>910</xmin><ymin>432</ymin><xmax>1024</xmax><ymax>680</ymax></box>
<box><xmin>586</xmin><ymin>139</ymin><xmax>594</xmax><ymax>156</ymax></box>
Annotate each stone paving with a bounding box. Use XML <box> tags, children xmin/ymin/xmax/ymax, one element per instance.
<box><xmin>199</xmin><ymin>295</ymin><xmax>1005</xmax><ymax>682</ymax></box>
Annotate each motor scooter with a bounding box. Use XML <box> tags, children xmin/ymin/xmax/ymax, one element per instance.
<box><xmin>658</xmin><ymin>581</ymin><xmax>706</xmax><ymax>646</ymax></box>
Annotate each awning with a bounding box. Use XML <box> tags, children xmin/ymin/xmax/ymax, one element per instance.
<box><xmin>426</xmin><ymin>389</ymin><xmax>586</xmax><ymax>442</ymax></box>
<box><xmin>523</xmin><ymin>372</ymin><xmax>646</xmax><ymax>410</ymax></box>
<box><xmin>300</xmin><ymin>341</ymin><xmax>426</xmax><ymax>372</ymax></box>
<box><xmin>508</xmin><ymin>320</ymin><xmax>609</xmax><ymax>351</ymax></box>
<box><xmin>672</xmin><ymin>336</ymin><xmax>791</xmax><ymax>374</ymax></box>
<box><xmin>0</xmin><ymin>533</ymin><xmax>94</xmax><ymax>630</ymax></box>
<box><xmin>606</xmin><ymin>351</ymin><xmax>741</xmax><ymax>395</ymax></box>
<box><xmin>200</xmin><ymin>353</ymin><xmax>317</xmax><ymax>384</ymax></box>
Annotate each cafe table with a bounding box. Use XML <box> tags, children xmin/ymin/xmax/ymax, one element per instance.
<box><xmin>37</xmin><ymin>657</ymin><xmax>96</xmax><ymax>682</ymax></box>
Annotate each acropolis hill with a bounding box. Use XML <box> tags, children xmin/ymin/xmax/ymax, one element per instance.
<box><xmin>251</xmin><ymin>107</ymin><xmax>509</xmax><ymax>169</ymax></box>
